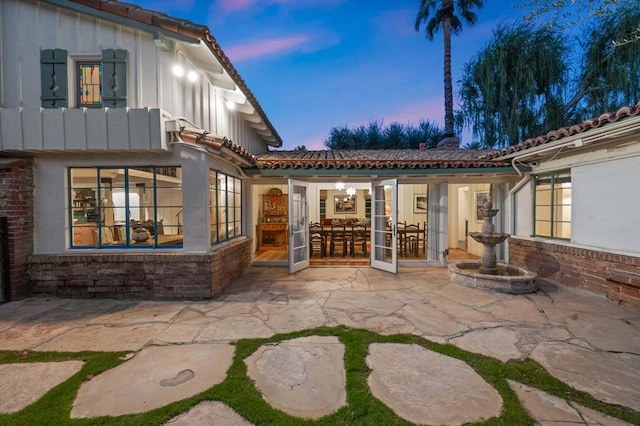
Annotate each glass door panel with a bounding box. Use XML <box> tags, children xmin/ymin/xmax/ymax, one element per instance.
<box><xmin>371</xmin><ymin>179</ymin><xmax>397</xmax><ymax>273</ymax></box>
<box><xmin>288</xmin><ymin>179</ymin><xmax>309</xmax><ymax>273</ymax></box>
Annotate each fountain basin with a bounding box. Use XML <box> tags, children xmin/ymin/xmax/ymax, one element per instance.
<box><xmin>448</xmin><ymin>262</ymin><xmax>538</xmax><ymax>294</ymax></box>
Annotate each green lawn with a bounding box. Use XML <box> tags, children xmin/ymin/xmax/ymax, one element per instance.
<box><xmin>0</xmin><ymin>327</ymin><xmax>638</xmax><ymax>425</ymax></box>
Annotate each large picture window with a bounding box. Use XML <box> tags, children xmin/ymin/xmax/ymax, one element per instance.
<box><xmin>69</xmin><ymin>167</ymin><xmax>183</xmax><ymax>248</ymax></box>
<box><xmin>534</xmin><ymin>171</ymin><xmax>571</xmax><ymax>239</ymax></box>
<box><xmin>210</xmin><ymin>171</ymin><xmax>242</xmax><ymax>244</ymax></box>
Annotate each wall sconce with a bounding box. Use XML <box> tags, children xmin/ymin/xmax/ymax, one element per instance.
<box><xmin>172</xmin><ymin>64</ymin><xmax>185</xmax><ymax>77</ymax></box>
<box><xmin>335</xmin><ymin>182</ymin><xmax>345</xmax><ymax>191</ymax></box>
<box><xmin>187</xmin><ymin>70</ymin><xmax>198</xmax><ymax>82</ymax></box>
<box><xmin>346</xmin><ymin>187</ymin><xmax>356</xmax><ymax>196</ymax></box>
<box><xmin>225</xmin><ymin>100</ymin><xmax>236</xmax><ymax>111</ymax></box>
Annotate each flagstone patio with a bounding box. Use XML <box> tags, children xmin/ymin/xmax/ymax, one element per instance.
<box><xmin>0</xmin><ymin>266</ymin><xmax>638</xmax><ymax>424</ymax></box>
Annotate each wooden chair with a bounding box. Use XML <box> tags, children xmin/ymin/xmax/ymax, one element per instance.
<box><xmin>309</xmin><ymin>222</ymin><xmax>326</xmax><ymax>258</ymax></box>
<box><xmin>396</xmin><ymin>221</ymin><xmax>407</xmax><ymax>256</ymax></box>
<box><xmin>350</xmin><ymin>224</ymin><xmax>368</xmax><ymax>257</ymax></box>
<box><xmin>330</xmin><ymin>223</ymin><xmax>348</xmax><ymax>257</ymax></box>
<box><xmin>405</xmin><ymin>222</ymin><xmax>425</xmax><ymax>257</ymax></box>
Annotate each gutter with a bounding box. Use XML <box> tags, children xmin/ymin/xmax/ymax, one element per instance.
<box><xmin>495</xmin><ymin>115</ymin><xmax>640</xmax><ymax>162</ymax></box>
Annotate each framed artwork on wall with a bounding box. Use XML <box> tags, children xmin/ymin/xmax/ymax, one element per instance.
<box><xmin>334</xmin><ymin>195</ymin><xmax>356</xmax><ymax>214</ymax></box>
<box><xmin>475</xmin><ymin>191</ymin><xmax>490</xmax><ymax>221</ymax></box>
<box><xmin>413</xmin><ymin>194</ymin><xmax>427</xmax><ymax>214</ymax></box>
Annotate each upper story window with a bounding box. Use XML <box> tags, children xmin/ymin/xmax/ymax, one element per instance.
<box><xmin>210</xmin><ymin>170</ymin><xmax>243</xmax><ymax>245</ymax></box>
<box><xmin>534</xmin><ymin>171</ymin><xmax>571</xmax><ymax>239</ymax></box>
<box><xmin>69</xmin><ymin>166</ymin><xmax>183</xmax><ymax>248</ymax></box>
<box><xmin>78</xmin><ymin>62</ymin><xmax>103</xmax><ymax>107</ymax></box>
<box><xmin>41</xmin><ymin>49</ymin><xmax>127</xmax><ymax>108</ymax></box>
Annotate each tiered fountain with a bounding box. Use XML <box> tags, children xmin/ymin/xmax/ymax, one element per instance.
<box><xmin>448</xmin><ymin>197</ymin><xmax>538</xmax><ymax>294</ymax></box>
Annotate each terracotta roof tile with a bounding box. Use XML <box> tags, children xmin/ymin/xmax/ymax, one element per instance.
<box><xmin>67</xmin><ymin>0</ymin><xmax>282</xmax><ymax>147</ymax></box>
<box><xmin>255</xmin><ymin>149</ymin><xmax>510</xmax><ymax>170</ymax></box>
<box><xmin>179</xmin><ymin>129</ymin><xmax>257</xmax><ymax>166</ymax></box>
<box><xmin>483</xmin><ymin>102</ymin><xmax>640</xmax><ymax>159</ymax></box>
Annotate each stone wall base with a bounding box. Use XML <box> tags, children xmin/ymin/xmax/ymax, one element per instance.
<box><xmin>509</xmin><ymin>238</ymin><xmax>640</xmax><ymax>311</ymax></box>
<box><xmin>28</xmin><ymin>238</ymin><xmax>251</xmax><ymax>300</ymax></box>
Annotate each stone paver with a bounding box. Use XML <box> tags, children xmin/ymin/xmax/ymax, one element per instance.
<box><xmin>508</xmin><ymin>380</ymin><xmax>632</xmax><ymax>425</ymax></box>
<box><xmin>530</xmin><ymin>341</ymin><xmax>640</xmax><ymax>412</ymax></box>
<box><xmin>0</xmin><ymin>361</ymin><xmax>84</xmax><ymax>413</ymax></box>
<box><xmin>450</xmin><ymin>326</ymin><xmax>526</xmax><ymax>362</ymax></box>
<box><xmin>196</xmin><ymin>316</ymin><xmax>274</xmax><ymax>341</ymax></box>
<box><xmin>366</xmin><ymin>343</ymin><xmax>502</xmax><ymax>425</ymax></box>
<box><xmin>245</xmin><ymin>335</ymin><xmax>346</xmax><ymax>419</ymax></box>
<box><xmin>72</xmin><ymin>344</ymin><xmax>234</xmax><ymax>418</ymax></box>
<box><xmin>0</xmin><ymin>267</ymin><xmax>639</xmax><ymax>423</ymax></box>
<box><xmin>34</xmin><ymin>323</ymin><xmax>170</xmax><ymax>352</ymax></box>
<box><xmin>165</xmin><ymin>401</ymin><xmax>253</xmax><ymax>425</ymax></box>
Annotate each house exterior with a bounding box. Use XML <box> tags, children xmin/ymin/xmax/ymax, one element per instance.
<box><xmin>0</xmin><ymin>0</ymin><xmax>281</xmax><ymax>300</ymax></box>
<box><xmin>489</xmin><ymin>105</ymin><xmax>640</xmax><ymax>309</ymax></box>
<box><xmin>0</xmin><ymin>0</ymin><xmax>638</xmax><ymax>310</ymax></box>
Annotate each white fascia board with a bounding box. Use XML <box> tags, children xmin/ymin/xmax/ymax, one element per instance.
<box><xmin>498</xmin><ymin>116</ymin><xmax>640</xmax><ymax>161</ymax></box>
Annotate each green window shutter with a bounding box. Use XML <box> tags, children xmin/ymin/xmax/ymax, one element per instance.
<box><xmin>40</xmin><ymin>49</ymin><xmax>68</xmax><ymax>108</ymax></box>
<box><xmin>102</xmin><ymin>49</ymin><xmax>127</xmax><ymax>108</ymax></box>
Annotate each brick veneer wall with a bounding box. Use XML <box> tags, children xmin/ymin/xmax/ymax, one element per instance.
<box><xmin>28</xmin><ymin>238</ymin><xmax>251</xmax><ymax>299</ymax></box>
<box><xmin>0</xmin><ymin>159</ymin><xmax>35</xmax><ymax>300</ymax></box>
<box><xmin>509</xmin><ymin>238</ymin><xmax>640</xmax><ymax>310</ymax></box>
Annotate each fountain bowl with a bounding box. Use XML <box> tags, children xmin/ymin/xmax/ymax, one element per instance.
<box><xmin>448</xmin><ymin>262</ymin><xmax>538</xmax><ymax>294</ymax></box>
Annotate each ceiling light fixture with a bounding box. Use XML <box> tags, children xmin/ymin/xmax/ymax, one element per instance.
<box><xmin>346</xmin><ymin>187</ymin><xmax>356</xmax><ymax>196</ymax></box>
<box><xmin>335</xmin><ymin>182</ymin><xmax>345</xmax><ymax>191</ymax></box>
<box><xmin>187</xmin><ymin>70</ymin><xmax>198</xmax><ymax>82</ymax></box>
<box><xmin>225</xmin><ymin>100</ymin><xmax>236</xmax><ymax>110</ymax></box>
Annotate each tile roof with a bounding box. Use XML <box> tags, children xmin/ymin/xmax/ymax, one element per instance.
<box><xmin>179</xmin><ymin>128</ymin><xmax>257</xmax><ymax>166</ymax></box>
<box><xmin>483</xmin><ymin>102</ymin><xmax>640</xmax><ymax>159</ymax></box>
<box><xmin>255</xmin><ymin>149</ymin><xmax>511</xmax><ymax>170</ymax></box>
<box><xmin>67</xmin><ymin>0</ymin><xmax>282</xmax><ymax>147</ymax></box>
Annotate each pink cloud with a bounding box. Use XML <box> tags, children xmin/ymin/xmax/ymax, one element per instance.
<box><xmin>288</xmin><ymin>133</ymin><xmax>328</xmax><ymax>151</ymax></box>
<box><xmin>226</xmin><ymin>36</ymin><xmax>311</xmax><ymax>62</ymax></box>
<box><xmin>215</xmin><ymin>0</ymin><xmax>256</xmax><ymax>13</ymax></box>
<box><xmin>215</xmin><ymin>0</ymin><xmax>344</xmax><ymax>13</ymax></box>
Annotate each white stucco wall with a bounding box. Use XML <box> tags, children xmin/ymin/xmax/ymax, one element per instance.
<box><xmin>572</xmin><ymin>156</ymin><xmax>640</xmax><ymax>254</ymax></box>
<box><xmin>512</xmin><ymin>179</ymin><xmax>533</xmax><ymax>238</ymax></box>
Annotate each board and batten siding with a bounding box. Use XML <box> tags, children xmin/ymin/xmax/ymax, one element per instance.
<box><xmin>0</xmin><ymin>0</ymin><xmax>271</xmax><ymax>154</ymax></box>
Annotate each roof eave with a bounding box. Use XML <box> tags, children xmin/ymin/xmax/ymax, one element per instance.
<box><xmin>42</xmin><ymin>0</ymin><xmax>202</xmax><ymax>44</ymax></box>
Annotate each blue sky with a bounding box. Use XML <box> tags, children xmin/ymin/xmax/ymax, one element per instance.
<box><xmin>136</xmin><ymin>1</ymin><xmax>528</xmax><ymax>150</ymax></box>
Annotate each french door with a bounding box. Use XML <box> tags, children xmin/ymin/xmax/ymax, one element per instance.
<box><xmin>288</xmin><ymin>179</ymin><xmax>309</xmax><ymax>273</ymax></box>
<box><xmin>371</xmin><ymin>179</ymin><xmax>398</xmax><ymax>273</ymax></box>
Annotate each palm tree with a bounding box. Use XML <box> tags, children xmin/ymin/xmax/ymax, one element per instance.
<box><xmin>415</xmin><ymin>0</ymin><xmax>484</xmax><ymax>148</ymax></box>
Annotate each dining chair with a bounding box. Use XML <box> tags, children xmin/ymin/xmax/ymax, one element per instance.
<box><xmin>330</xmin><ymin>223</ymin><xmax>348</xmax><ymax>257</ymax></box>
<box><xmin>309</xmin><ymin>222</ymin><xmax>326</xmax><ymax>258</ymax></box>
<box><xmin>397</xmin><ymin>221</ymin><xmax>407</xmax><ymax>257</ymax></box>
<box><xmin>405</xmin><ymin>222</ymin><xmax>422</xmax><ymax>257</ymax></box>
<box><xmin>350</xmin><ymin>223</ymin><xmax>368</xmax><ymax>257</ymax></box>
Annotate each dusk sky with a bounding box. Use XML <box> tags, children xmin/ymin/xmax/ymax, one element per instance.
<box><xmin>135</xmin><ymin>1</ymin><xmax>530</xmax><ymax>150</ymax></box>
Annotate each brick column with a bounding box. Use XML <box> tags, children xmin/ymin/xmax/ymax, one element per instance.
<box><xmin>0</xmin><ymin>158</ymin><xmax>35</xmax><ymax>300</ymax></box>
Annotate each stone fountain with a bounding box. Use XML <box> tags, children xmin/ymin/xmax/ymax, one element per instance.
<box><xmin>448</xmin><ymin>197</ymin><xmax>538</xmax><ymax>294</ymax></box>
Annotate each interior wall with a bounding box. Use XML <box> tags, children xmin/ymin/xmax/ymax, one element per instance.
<box><xmin>398</xmin><ymin>184</ymin><xmax>429</xmax><ymax>225</ymax></box>
<box><xmin>448</xmin><ymin>183</ymin><xmax>491</xmax><ymax>257</ymax></box>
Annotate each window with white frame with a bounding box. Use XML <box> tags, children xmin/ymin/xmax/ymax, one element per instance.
<box><xmin>534</xmin><ymin>171</ymin><xmax>571</xmax><ymax>239</ymax></box>
<box><xmin>69</xmin><ymin>167</ymin><xmax>182</xmax><ymax>248</ymax></box>
<box><xmin>210</xmin><ymin>170</ymin><xmax>242</xmax><ymax>244</ymax></box>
